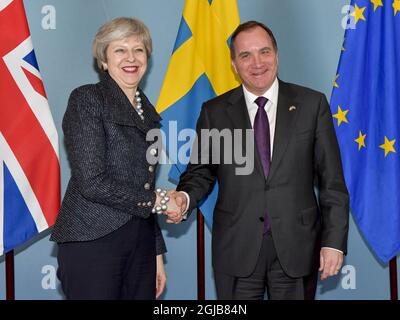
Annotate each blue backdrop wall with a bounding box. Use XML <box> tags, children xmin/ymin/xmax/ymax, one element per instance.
<box><xmin>0</xmin><ymin>0</ymin><xmax>398</xmax><ymax>299</ymax></box>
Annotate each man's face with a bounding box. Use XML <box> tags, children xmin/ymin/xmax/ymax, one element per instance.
<box><xmin>231</xmin><ymin>26</ymin><xmax>278</xmax><ymax>95</ymax></box>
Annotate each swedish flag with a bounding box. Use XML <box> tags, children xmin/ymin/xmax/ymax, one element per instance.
<box><xmin>157</xmin><ymin>0</ymin><xmax>240</xmax><ymax>226</ymax></box>
<box><xmin>330</xmin><ymin>0</ymin><xmax>400</xmax><ymax>262</ymax></box>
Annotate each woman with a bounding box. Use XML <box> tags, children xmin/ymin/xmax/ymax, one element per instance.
<box><xmin>51</xmin><ymin>17</ymin><xmax>179</xmax><ymax>299</ymax></box>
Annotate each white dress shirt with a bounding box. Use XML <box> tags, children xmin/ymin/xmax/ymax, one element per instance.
<box><xmin>242</xmin><ymin>77</ymin><xmax>279</xmax><ymax>158</ymax></box>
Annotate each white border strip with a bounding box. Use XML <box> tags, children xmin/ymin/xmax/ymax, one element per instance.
<box><xmin>0</xmin><ymin>0</ymin><xmax>13</xmax><ymax>12</ymax></box>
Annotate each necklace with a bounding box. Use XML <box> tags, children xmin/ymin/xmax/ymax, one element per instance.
<box><xmin>134</xmin><ymin>90</ymin><xmax>144</xmax><ymax>121</ymax></box>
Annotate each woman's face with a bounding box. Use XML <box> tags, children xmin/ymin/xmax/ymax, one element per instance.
<box><xmin>103</xmin><ymin>35</ymin><xmax>147</xmax><ymax>98</ymax></box>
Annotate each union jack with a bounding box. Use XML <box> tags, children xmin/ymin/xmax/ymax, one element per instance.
<box><xmin>0</xmin><ymin>0</ymin><xmax>60</xmax><ymax>255</ymax></box>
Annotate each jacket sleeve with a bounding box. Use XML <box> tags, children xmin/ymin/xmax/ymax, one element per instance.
<box><xmin>177</xmin><ymin>103</ymin><xmax>218</xmax><ymax>213</ymax></box>
<box><xmin>62</xmin><ymin>87</ymin><xmax>156</xmax><ymax>215</ymax></box>
<box><xmin>314</xmin><ymin>94</ymin><xmax>350</xmax><ymax>253</ymax></box>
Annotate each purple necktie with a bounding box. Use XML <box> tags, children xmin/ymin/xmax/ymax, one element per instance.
<box><xmin>254</xmin><ymin>96</ymin><xmax>271</xmax><ymax>232</ymax></box>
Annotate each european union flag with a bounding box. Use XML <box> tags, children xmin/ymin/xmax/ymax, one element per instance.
<box><xmin>330</xmin><ymin>0</ymin><xmax>400</xmax><ymax>263</ymax></box>
<box><xmin>156</xmin><ymin>0</ymin><xmax>240</xmax><ymax>227</ymax></box>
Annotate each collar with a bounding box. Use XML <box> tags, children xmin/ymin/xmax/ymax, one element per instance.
<box><xmin>242</xmin><ymin>77</ymin><xmax>279</xmax><ymax>105</ymax></box>
<box><xmin>98</xmin><ymin>71</ymin><xmax>161</xmax><ymax>127</ymax></box>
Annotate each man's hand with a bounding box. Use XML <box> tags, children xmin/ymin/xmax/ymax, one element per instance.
<box><xmin>319</xmin><ymin>248</ymin><xmax>344</xmax><ymax>280</ymax></box>
<box><xmin>164</xmin><ymin>190</ymin><xmax>187</xmax><ymax>224</ymax></box>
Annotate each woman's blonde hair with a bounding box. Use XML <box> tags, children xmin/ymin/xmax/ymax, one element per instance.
<box><xmin>92</xmin><ymin>17</ymin><xmax>152</xmax><ymax>70</ymax></box>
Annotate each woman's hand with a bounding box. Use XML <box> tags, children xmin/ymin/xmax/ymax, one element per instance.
<box><xmin>156</xmin><ymin>254</ymin><xmax>166</xmax><ymax>298</ymax></box>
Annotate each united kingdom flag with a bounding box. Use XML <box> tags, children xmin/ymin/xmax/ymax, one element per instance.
<box><xmin>0</xmin><ymin>0</ymin><xmax>60</xmax><ymax>255</ymax></box>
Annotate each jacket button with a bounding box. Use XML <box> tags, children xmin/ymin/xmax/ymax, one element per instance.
<box><xmin>259</xmin><ymin>217</ymin><xmax>265</xmax><ymax>222</ymax></box>
<box><xmin>265</xmin><ymin>184</ymin><xmax>270</xmax><ymax>191</ymax></box>
<box><xmin>148</xmin><ymin>166</ymin><xmax>154</xmax><ymax>173</ymax></box>
<box><xmin>144</xmin><ymin>183</ymin><xmax>150</xmax><ymax>190</ymax></box>
<box><xmin>150</xmin><ymin>148</ymin><xmax>157</xmax><ymax>156</ymax></box>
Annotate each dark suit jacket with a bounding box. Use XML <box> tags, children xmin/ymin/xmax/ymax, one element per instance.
<box><xmin>50</xmin><ymin>73</ymin><xmax>166</xmax><ymax>255</ymax></box>
<box><xmin>177</xmin><ymin>80</ymin><xmax>349</xmax><ymax>277</ymax></box>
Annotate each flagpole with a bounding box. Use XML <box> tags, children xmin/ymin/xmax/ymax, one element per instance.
<box><xmin>5</xmin><ymin>250</ymin><xmax>15</xmax><ymax>300</ymax></box>
<box><xmin>197</xmin><ymin>209</ymin><xmax>205</xmax><ymax>300</ymax></box>
<box><xmin>389</xmin><ymin>258</ymin><xmax>398</xmax><ymax>300</ymax></box>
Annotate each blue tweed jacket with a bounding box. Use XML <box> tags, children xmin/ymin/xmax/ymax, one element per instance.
<box><xmin>50</xmin><ymin>73</ymin><xmax>166</xmax><ymax>255</ymax></box>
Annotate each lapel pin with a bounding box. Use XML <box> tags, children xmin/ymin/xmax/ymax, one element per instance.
<box><xmin>289</xmin><ymin>106</ymin><xmax>296</xmax><ymax>111</ymax></box>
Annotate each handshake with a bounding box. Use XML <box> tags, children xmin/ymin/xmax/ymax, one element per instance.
<box><xmin>154</xmin><ymin>189</ymin><xmax>188</xmax><ymax>224</ymax></box>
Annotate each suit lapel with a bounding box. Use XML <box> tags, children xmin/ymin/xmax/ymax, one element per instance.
<box><xmin>268</xmin><ymin>80</ymin><xmax>299</xmax><ymax>182</ymax></box>
<box><xmin>226</xmin><ymin>86</ymin><xmax>265</xmax><ymax>178</ymax></box>
<box><xmin>139</xmin><ymin>89</ymin><xmax>162</xmax><ymax>130</ymax></box>
<box><xmin>226</xmin><ymin>87</ymin><xmax>252</xmax><ymax>131</ymax></box>
<box><xmin>99</xmin><ymin>73</ymin><xmax>160</xmax><ymax>133</ymax></box>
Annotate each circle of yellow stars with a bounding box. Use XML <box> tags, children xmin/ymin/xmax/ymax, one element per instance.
<box><xmin>333</xmin><ymin>104</ymin><xmax>397</xmax><ymax>157</ymax></box>
<box><xmin>349</xmin><ymin>0</ymin><xmax>400</xmax><ymax>25</ymax></box>
<box><xmin>332</xmin><ymin>1</ymin><xmax>398</xmax><ymax>158</ymax></box>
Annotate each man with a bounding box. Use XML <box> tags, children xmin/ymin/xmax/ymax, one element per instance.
<box><xmin>168</xmin><ymin>21</ymin><xmax>349</xmax><ymax>300</ymax></box>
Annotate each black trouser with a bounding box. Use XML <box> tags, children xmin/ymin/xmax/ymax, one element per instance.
<box><xmin>57</xmin><ymin>216</ymin><xmax>156</xmax><ymax>300</ymax></box>
<box><xmin>215</xmin><ymin>231</ymin><xmax>318</xmax><ymax>300</ymax></box>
